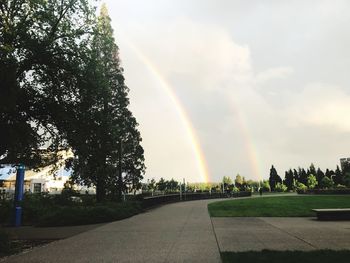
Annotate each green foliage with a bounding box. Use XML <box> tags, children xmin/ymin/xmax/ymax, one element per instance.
<box><xmin>261</xmin><ymin>180</ymin><xmax>271</xmax><ymax>192</ymax></box>
<box><xmin>306</xmin><ymin>174</ymin><xmax>318</xmax><ymax>189</ymax></box>
<box><xmin>0</xmin><ymin>1</ymin><xmax>145</xmax><ymax>202</ymax></box>
<box><xmin>269</xmin><ymin>165</ymin><xmax>282</xmax><ymax>191</ymax></box>
<box><xmin>274</xmin><ymin>183</ymin><xmax>287</xmax><ymax>192</ymax></box>
<box><xmin>284</xmin><ymin>169</ymin><xmax>294</xmax><ymax>191</ymax></box>
<box><xmin>37</xmin><ymin>202</ymin><xmax>142</xmax><ymax>227</ymax></box>
<box><xmin>320</xmin><ymin>176</ymin><xmax>334</xmax><ymax>189</ymax></box>
<box><xmin>344</xmin><ymin>172</ymin><xmax>350</xmax><ymax>187</ymax></box>
<box><xmin>333</xmin><ymin>165</ymin><xmax>343</xmax><ymax>185</ymax></box>
<box><xmin>296</xmin><ymin>182</ymin><xmax>307</xmax><ymax>192</ymax></box>
<box><xmin>0</xmin><ymin>0</ymin><xmax>95</xmax><ymax>167</ymax></box>
<box><xmin>0</xmin><ymin>230</ymin><xmax>11</xmax><ymax>255</ymax></box>
<box><xmin>208</xmin><ymin>196</ymin><xmax>350</xmax><ymax>217</ymax></box>
<box><xmin>231</xmin><ymin>187</ymin><xmax>240</xmax><ymax>193</ymax></box>
<box><xmin>234</xmin><ymin>174</ymin><xmax>242</xmax><ymax>186</ymax></box>
<box><xmin>1</xmin><ymin>193</ymin><xmax>141</xmax><ymax>226</ymax></box>
<box><xmin>66</xmin><ymin>5</ymin><xmax>145</xmax><ymax>202</ymax></box>
<box><xmin>0</xmin><ymin>199</ymin><xmax>12</xmax><ymax>224</ymax></box>
<box><xmin>222</xmin><ymin>176</ymin><xmax>232</xmax><ymax>188</ymax></box>
<box><xmin>156</xmin><ymin>178</ymin><xmax>167</xmax><ymax>191</ymax></box>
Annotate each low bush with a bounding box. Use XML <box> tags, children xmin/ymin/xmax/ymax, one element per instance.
<box><xmin>298</xmin><ymin>188</ymin><xmax>350</xmax><ymax>195</ymax></box>
<box><xmin>0</xmin><ymin>230</ymin><xmax>11</xmax><ymax>256</ymax></box>
<box><xmin>275</xmin><ymin>183</ymin><xmax>288</xmax><ymax>192</ymax></box>
<box><xmin>0</xmin><ymin>200</ymin><xmax>12</xmax><ymax>225</ymax></box>
<box><xmin>36</xmin><ymin>201</ymin><xmax>142</xmax><ymax>227</ymax></box>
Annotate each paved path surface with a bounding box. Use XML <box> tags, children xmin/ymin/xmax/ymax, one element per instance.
<box><xmin>3</xmin><ymin>200</ymin><xmax>222</xmax><ymax>263</ymax></box>
<box><xmin>212</xmin><ymin>217</ymin><xmax>350</xmax><ymax>252</ymax></box>
<box><xmin>2</xmin><ymin>224</ymin><xmax>106</xmax><ymax>240</ymax></box>
<box><xmin>3</xmin><ymin>196</ymin><xmax>350</xmax><ymax>262</ymax></box>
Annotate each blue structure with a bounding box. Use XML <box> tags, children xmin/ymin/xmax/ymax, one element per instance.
<box><xmin>14</xmin><ymin>164</ymin><xmax>25</xmax><ymax>227</ymax></box>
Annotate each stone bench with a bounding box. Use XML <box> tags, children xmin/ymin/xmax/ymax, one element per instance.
<box><xmin>312</xmin><ymin>208</ymin><xmax>350</xmax><ymax>220</ymax></box>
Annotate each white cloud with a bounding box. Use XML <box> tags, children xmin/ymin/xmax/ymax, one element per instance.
<box><xmin>256</xmin><ymin>67</ymin><xmax>294</xmax><ymax>84</ymax></box>
<box><xmin>287</xmin><ymin>83</ymin><xmax>350</xmax><ymax>132</ymax></box>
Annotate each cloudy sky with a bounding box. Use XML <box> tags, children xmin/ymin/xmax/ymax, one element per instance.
<box><xmin>103</xmin><ymin>0</ymin><xmax>350</xmax><ymax>182</ymax></box>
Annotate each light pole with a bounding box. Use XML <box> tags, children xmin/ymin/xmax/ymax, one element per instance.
<box><xmin>14</xmin><ymin>164</ymin><xmax>25</xmax><ymax>227</ymax></box>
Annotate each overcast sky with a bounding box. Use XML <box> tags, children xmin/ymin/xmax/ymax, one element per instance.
<box><xmin>103</xmin><ymin>0</ymin><xmax>350</xmax><ymax>182</ymax></box>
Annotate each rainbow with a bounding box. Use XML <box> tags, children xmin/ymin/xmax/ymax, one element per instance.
<box><xmin>231</xmin><ymin>102</ymin><xmax>262</xmax><ymax>181</ymax></box>
<box><xmin>118</xmin><ymin>33</ymin><xmax>264</xmax><ymax>183</ymax></box>
<box><xmin>119</xmin><ymin>35</ymin><xmax>210</xmax><ymax>183</ymax></box>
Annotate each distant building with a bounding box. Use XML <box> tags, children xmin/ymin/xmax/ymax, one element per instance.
<box><xmin>0</xmin><ymin>150</ymin><xmax>80</xmax><ymax>195</ymax></box>
<box><xmin>340</xmin><ymin>157</ymin><xmax>350</xmax><ymax>171</ymax></box>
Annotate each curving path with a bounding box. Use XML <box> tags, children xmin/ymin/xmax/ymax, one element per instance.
<box><xmin>3</xmin><ymin>200</ymin><xmax>222</xmax><ymax>263</ymax></box>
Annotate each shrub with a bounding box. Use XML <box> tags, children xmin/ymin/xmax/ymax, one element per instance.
<box><xmin>231</xmin><ymin>187</ymin><xmax>240</xmax><ymax>193</ymax></box>
<box><xmin>275</xmin><ymin>183</ymin><xmax>288</xmax><ymax>192</ymax></box>
<box><xmin>0</xmin><ymin>200</ymin><xmax>12</xmax><ymax>225</ymax></box>
<box><xmin>296</xmin><ymin>182</ymin><xmax>307</xmax><ymax>193</ymax></box>
<box><xmin>0</xmin><ymin>230</ymin><xmax>11</xmax><ymax>255</ymax></box>
<box><xmin>335</xmin><ymin>184</ymin><xmax>347</xmax><ymax>189</ymax></box>
<box><xmin>307</xmin><ymin>174</ymin><xmax>318</xmax><ymax>189</ymax></box>
<box><xmin>320</xmin><ymin>177</ymin><xmax>334</xmax><ymax>189</ymax></box>
<box><xmin>37</xmin><ymin>201</ymin><xmax>142</xmax><ymax>227</ymax></box>
<box><xmin>261</xmin><ymin>181</ymin><xmax>271</xmax><ymax>192</ymax></box>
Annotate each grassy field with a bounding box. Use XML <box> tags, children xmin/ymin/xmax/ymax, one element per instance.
<box><xmin>221</xmin><ymin>250</ymin><xmax>350</xmax><ymax>263</ymax></box>
<box><xmin>208</xmin><ymin>196</ymin><xmax>350</xmax><ymax>217</ymax></box>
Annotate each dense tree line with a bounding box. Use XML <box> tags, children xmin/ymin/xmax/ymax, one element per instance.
<box><xmin>0</xmin><ymin>1</ymin><xmax>144</xmax><ymax>202</ymax></box>
<box><xmin>269</xmin><ymin>163</ymin><xmax>350</xmax><ymax>191</ymax></box>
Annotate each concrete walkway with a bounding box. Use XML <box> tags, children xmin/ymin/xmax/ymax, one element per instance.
<box><xmin>3</xmin><ymin>200</ymin><xmax>222</xmax><ymax>263</ymax></box>
<box><xmin>3</xmin><ymin>196</ymin><xmax>350</xmax><ymax>262</ymax></box>
<box><xmin>3</xmin><ymin>224</ymin><xmax>106</xmax><ymax>240</ymax></box>
<box><xmin>213</xmin><ymin>217</ymin><xmax>350</xmax><ymax>252</ymax></box>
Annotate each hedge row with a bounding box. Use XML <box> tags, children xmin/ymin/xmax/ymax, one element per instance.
<box><xmin>297</xmin><ymin>188</ymin><xmax>350</xmax><ymax>195</ymax></box>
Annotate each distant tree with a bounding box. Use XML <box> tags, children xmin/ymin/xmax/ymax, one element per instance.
<box><xmin>333</xmin><ymin>165</ymin><xmax>343</xmax><ymax>185</ymax></box>
<box><xmin>261</xmin><ymin>180</ymin><xmax>271</xmax><ymax>192</ymax></box>
<box><xmin>308</xmin><ymin>163</ymin><xmax>316</xmax><ymax>177</ymax></box>
<box><xmin>245</xmin><ymin>180</ymin><xmax>259</xmax><ymax>192</ymax></box>
<box><xmin>223</xmin><ymin>176</ymin><xmax>232</xmax><ymax>190</ymax></box>
<box><xmin>284</xmin><ymin>169</ymin><xmax>294</xmax><ymax>191</ymax></box>
<box><xmin>316</xmin><ymin>168</ymin><xmax>325</xmax><ymax>186</ymax></box>
<box><xmin>235</xmin><ymin>174</ymin><xmax>243</xmax><ymax>188</ymax></box>
<box><xmin>306</xmin><ymin>174</ymin><xmax>318</xmax><ymax>189</ymax></box>
<box><xmin>223</xmin><ymin>176</ymin><xmax>232</xmax><ymax>185</ymax></box>
<box><xmin>320</xmin><ymin>176</ymin><xmax>334</xmax><ymax>189</ymax></box>
<box><xmin>299</xmin><ymin>168</ymin><xmax>308</xmax><ymax>185</ymax></box>
<box><xmin>166</xmin><ymin>179</ymin><xmax>179</xmax><ymax>192</ymax></box>
<box><xmin>293</xmin><ymin>169</ymin><xmax>299</xmax><ymax>182</ymax></box>
<box><xmin>269</xmin><ymin>165</ymin><xmax>282</xmax><ymax>191</ymax></box>
<box><xmin>344</xmin><ymin>172</ymin><xmax>350</xmax><ymax>187</ymax></box>
<box><xmin>147</xmin><ymin>178</ymin><xmax>156</xmax><ymax>192</ymax></box>
<box><xmin>156</xmin><ymin>178</ymin><xmax>167</xmax><ymax>192</ymax></box>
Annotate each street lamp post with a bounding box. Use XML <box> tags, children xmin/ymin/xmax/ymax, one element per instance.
<box><xmin>14</xmin><ymin>164</ymin><xmax>25</xmax><ymax>227</ymax></box>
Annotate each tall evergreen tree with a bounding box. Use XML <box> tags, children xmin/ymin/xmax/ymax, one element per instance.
<box><xmin>333</xmin><ymin>165</ymin><xmax>343</xmax><ymax>185</ymax></box>
<box><xmin>299</xmin><ymin>168</ymin><xmax>308</xmax><ymax>185</ymax></box>
<box><xmin>269</xmin><ymin>165</ymin><xmax>282</xmax><ymax>191</ymax></box>
<box><xmin>293</xmin><ymin>169</ymin><xmax>299</xmax><ymax>182</ymax></box>
<box><xmin>284</xmin><ymin>169</ymin><xmax>294</xmax><ymax>191</ymax></box>
<box><xmin>67</xmin><ymin>4</ymin><xmax>144</xmax><ymax>201</ymax></box>
<box><xmin>307</xmin><ymin>163</ymin><xmax>317</xmax><ymax>177</ymax></box>
<box><xmin>316</xmin><ymin>167</ymin><xmax>325</xmax><ymax>187</ymax></box>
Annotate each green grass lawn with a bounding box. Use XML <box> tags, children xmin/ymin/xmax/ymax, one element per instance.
<box><xmin>221</xmin><ymin>250</ymin><xmax>350</xmax><ymax>263</ymax></box>
<box><xmin>208</xmin><ymin>196</ymin><xmax>350</xmax><ymax>217</ymax></box>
